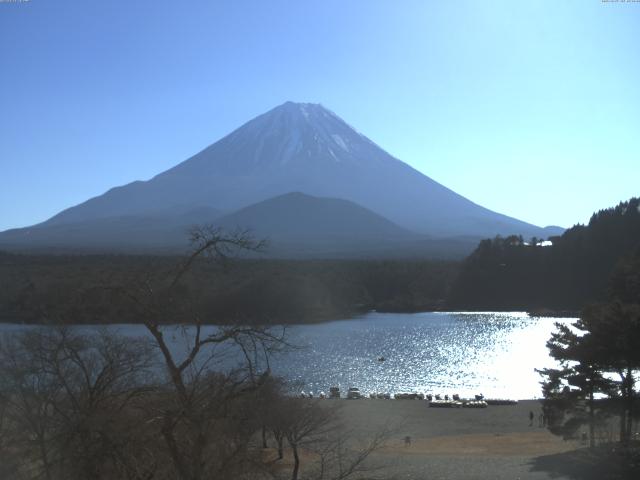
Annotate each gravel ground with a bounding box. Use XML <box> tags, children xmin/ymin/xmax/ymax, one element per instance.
<box><xmin>331</xmin><ymin>399</ymin><xmax>585</xmax><ymax>480</ymax></box>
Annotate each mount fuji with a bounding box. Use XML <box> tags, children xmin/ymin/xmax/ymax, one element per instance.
<box><xmin>0</xmin><ymin>102</ymin><xmax>562</xmax><ymax>256</ymax></box>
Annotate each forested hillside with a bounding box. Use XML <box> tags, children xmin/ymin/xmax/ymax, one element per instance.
<box><xmin>0</xmin><ymin>253</ymin><xmax>457</xmax><ymax>324</ymax></box>
<box><xmin>448</xmin><ymin>198</ymin><xmax>640</xmax><ymax>311</ymax></box>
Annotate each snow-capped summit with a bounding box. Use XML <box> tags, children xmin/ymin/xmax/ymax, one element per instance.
<box><xmin>166</xmin><ymin>101</ymin><xmax>386</xmax><ymax>175</ymax></box>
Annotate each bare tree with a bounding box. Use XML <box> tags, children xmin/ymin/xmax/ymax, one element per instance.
<box><xmin>308</xmin><ymin>423</ymin><xmax>394</xmax><ymax>480</ymax></box>
<box><xmin>105</xmin><ymin>226</ymin><xmax>289</xmax><ymax>480</ymax></box>
<box><xmin>283</xmin><ymin>398</ymin><xmax>337</xmax><ymax>480</ymax></box>
<box><xmin>0</xmin><ymin>327</ymin><xmax>156</xmax><ymax>480</ymax></box>
<box><xmin>269</xmin><ymin>397</ymin><xmax>393</xmax><ymax>480</ymax></box>
<box><xmin>263</xmin><ymin>388</ymin><xmax>289</xmax><ymax>460</ymax></box>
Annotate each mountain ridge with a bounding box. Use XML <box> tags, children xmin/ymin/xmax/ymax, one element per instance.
<box><xmin>1</xmin><ymin>101</ymin><xmax>563</xmax><ymax>255</ymax></box>
<box><xmin>0</xmin><ymin>192</ymin><xmax>481</xmax><ymax>258</ymax></box>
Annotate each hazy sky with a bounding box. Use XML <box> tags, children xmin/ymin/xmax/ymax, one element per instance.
<box><xmin>1</xmin><ymin>0</ymin><xmax>638</xmax><ymax>231</ymax></box>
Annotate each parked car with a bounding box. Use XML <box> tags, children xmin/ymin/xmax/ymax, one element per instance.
<box><xmin>329</xmin><ymin>386</ymin><xmax>341</xmax><ymax>398</ymax></box>
<box><xmin>347</xmin><ymin>387</ymin><xmax>362</xmax><ymax>399</ymax></box>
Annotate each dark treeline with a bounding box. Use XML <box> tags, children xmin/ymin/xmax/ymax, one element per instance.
<box><xmin>448</xmin><ymin>197</ymin><xmax>640</xmax><ymax>311</ymax></box>
<box><xmin>0</xmin><ymin>251</ymin><xmax>458</xmax><ymax>325</ymax></box>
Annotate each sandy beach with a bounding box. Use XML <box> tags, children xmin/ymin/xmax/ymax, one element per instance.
<box><xmin>339</xmin><ymin>398</ymin><xmax>584</xmax><ymax>479</ymax></box>
<box><xmin>268</xmin><ymin>399</ymin><xmax>588</xmax><ymax>479</ymax></box>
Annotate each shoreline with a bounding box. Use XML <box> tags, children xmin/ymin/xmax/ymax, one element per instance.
<box><xmin>0</xmin><ymin>308</ymin><xmax>579</xmax><ymax>327</ymax></box>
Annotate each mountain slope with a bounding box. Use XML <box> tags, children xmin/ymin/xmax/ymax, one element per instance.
<box><xmin>216</xmin><ymin>192</ymin><xmax>412</xmax><ymax>240</ymax></box>
<box><xmin>32</xmin><ymin>102</ymin><xmax>556</xmax><ymax>240</ymax></box>
<box><xmin>0</xmin><ymin>206</ymin><xmax>222</xmax><ymax>252</ymax></box>
<box><xmin>0</xmin><ymin>192</ymin><xmax>482</xmax><ymax>258</ymax></box>
<box><xmin>212</xmin><ymin>192</ymin><xmax>434</xmax><ymax>257</ymax></box>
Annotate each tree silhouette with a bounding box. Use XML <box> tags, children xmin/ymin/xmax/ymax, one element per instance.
<box><xmin>450</xmin><ymin>197</ymin><xmax>640</xmax><ymax>311</ymax></box>
<box><xmin>539</xmin><ymin>249</ymin><xmax>640</xmax><ymax>445</ymax></box>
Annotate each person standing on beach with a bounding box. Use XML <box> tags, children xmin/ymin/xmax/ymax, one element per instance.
<box><xmin>529</xmin><ymin>411</ymin><xmax>534</xmax><ymax>426</ymax></box>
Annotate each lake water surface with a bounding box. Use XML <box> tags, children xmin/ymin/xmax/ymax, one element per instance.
<box><xmin>277</xmin><ymin>312</ymin><xmax>574</xmax><ymax>399</ymax></box>
<box><xmin>0</xmin><ymin>312</ymin><xmax>575</xmax><ymax>399</ymax></box>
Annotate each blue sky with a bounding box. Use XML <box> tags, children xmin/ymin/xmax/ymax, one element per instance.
<box><xmin>1</xmin><ymin>0</ymin><xmax>638</xmax><ymax>231</ymax></box>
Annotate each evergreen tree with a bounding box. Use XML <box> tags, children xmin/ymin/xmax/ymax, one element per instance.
<box><xmin>539</xmin><ymin>250</ymin><xmax>640</xmax><ymax>445</ymax></box>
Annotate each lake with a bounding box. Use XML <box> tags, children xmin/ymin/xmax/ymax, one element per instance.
<box><xmin>0</xmin><ymin>311</ymin><xmax>574</xmax><ymax>399</ymax></box>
